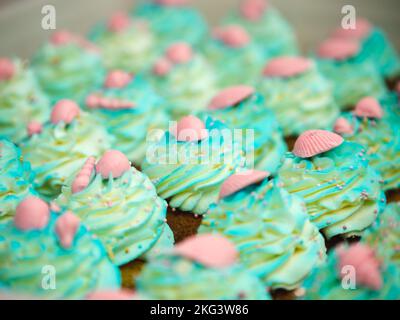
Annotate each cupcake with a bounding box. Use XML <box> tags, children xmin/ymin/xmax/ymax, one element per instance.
<box><xmin>142</xmin><ymin>115</ymin><xmax>247</xmax><ymax>216</ymax></box>
<box><xmin>89</xmin><ymin>12</ymin><xmax>156</xmax><ymax>73</ymax></box>
<box><xmin>55</xmin><ymin>150</ymin><xmax>169</xmax><ymax>266</ymax></box>
<box><xmin>223</xmin><ymin>0</ymin><xmax>298</xmax><ymax>58</ymax></box>
<box><xmin>0</xmin><ymin>197</ymin><xmax>120</xmax><ymax>299</ymax></box>
<box><xmin>202</xmin><ymin>25</ymin><xmax>264</xmax><ymax>87</ymax></box>
<box><xmin>315</xmin><ymin>38</ymin><xmax>387</xmax><ymax>110</ymax></box>
<box><xmin>333</xmin><ymin>97</ymin><xmax>400</xmax><ymax>191</ymax></box>
<box><xmin>134</xmin><ymin>0</ymin><xmax>208</xmax><ymax>52</ymax></box>
<box><xmin>136</xmin><ymin>234</ymin><xmax>270</xmax><ymax>300</ymax></box>
<box><xmin>277</xmin><ymin>130</ymin><xmax>386</xmax><ymax>239</ymax></box>
<box><xmin>199</xmin><ymin>173</ymin><xmax>326</xmax><ymax>290</ymax></box>
<box><xmin>0</xmin><ymin>58</ymin><xmax>49</xmax><ymax>142</ymax></box>
<box><xmin>32</xmin><ymin>31</ymin><xmax>104</xmax><ymax>104</ymax></box>
<box><xmin>85</xmin><ymin>70</ymin><xmax>170</xmax><ymax>165</ymax></box>
<box><xmin>199</xmin><ymin>86</ymin><xmax>286</xmax><ymax>173</ymax></box>
<box><xmin>332</xmin><ymin>18</ymin><xmax>400</xmax><ymax>82</ymax></box>
<box><xmin>302</xmin><ymin>243</ymin><xmax>399</xmax><ymax>300</ymax></box>
<box><xmin>21</xmin><ymin>100</ymin><xmax>111</xmax><ymax>199</ymax></box>
<box><xmin>257</xmin><ymin>56</ymin><xmax>340</xmax><ymax>137</ymax></box>
<box><xmin>149</xmin><ymin>43</ymin><xmax>217</xmax><ymax>120</ymax></box>
<box><xmin>0</xmin><ymin>139</ymin><xmax>36</xmax><ymax>223</ymax></box>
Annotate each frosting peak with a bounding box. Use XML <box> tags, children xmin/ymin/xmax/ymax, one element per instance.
<box><xmin>293</xmin><ymin>130</ymin><xmax>344</xmax><ymax>158</ymax></box>
<box><xmin>14</xmin><ymin>197</ymin><xmax>50</xmax><ymax>231</ymax></box>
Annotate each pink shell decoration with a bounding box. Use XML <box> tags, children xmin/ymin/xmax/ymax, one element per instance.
<box><xmin>155</xmin><ymin>0</ymin><xmax>188</xmax><ymax>6</ymax></box>
<box><xmin>55</xmin><ymin>211</ymin><xmax>80</xmax><ymax>249</ymax></box>
<box><xmin>353</xmin><ymin>97</ymin><xmax>383</xmax><ymax>119</ymax></box>
<box><xmin>336</xmin><ymin>243</ymin><xmax>382</xmax><ymax>291</ymax></box>
<box><xmin>85</xmin><ymin>94</ymin><xmax>135</xmax><ymax>110</ymax></box>
<box><xmin>153</xmin><ymin>58</ymin><xmax>172</xmax><ymax>76</ymax></box>
<box><xmin>50</xmin><ymin>99</ymin><xmax>80</xmax><ymax>125</ymax></box>
<box><xmin>219</xmin><ymin>170</ymin><xmax>269</xmax><ymax>199</ymax></box>
<box><xmin>50</xmin><ymin>30</ymin><xmax>74</xmax><ymax>46</ymax></box>
<box><xmin>14</xmin><ymin>197</ymin><xmax>50</xmax><ymax>231</ymax></box>
<box><xmin>108</xmin><ymin>12</ymin><xmax>131</xmax><ymax>33</ymax></box>
<box><xmin>208</xmin><ymin>85</ymin><xmax>255</xmax><ymax>110</ymax></box>
<box><xmin>262</xmin><ymin>56</ymin><xmax>312</xmax><ymax>78</ymax></box>
<box><xmin>27</xmin><ymin>121</ymin><xmax>42</xmax><ymax>136</ymax></box>
<box><xmin>174</xmin><ymin>234</ymin><xmax>238</xmax><ymax>268</ymax></box>
<box><xmin>0</xmin><ymin>58</ymin><xmax>15</xmax><ymax>81</ymax></box>
<box><xmin>72</xmin><ymin>157</ymin><xmax>96</xmax><ymax>194</ymax></box>
<box><xmin>96</xmin><ymin>150</ymin><xmax>131</xmax><ymax>179</ymax></box>
<box><xmin>240</xmin><ymin>0</ymin><xmax>267</xmax><ymax>21</ymax></box>
<box><xmin>166</xmin><ymin>43</ymin><xmax>193</xmax><ymax>64</ymax></box>
<box><xmin>293</xmin><ymin>130</ymin><xmax>344</xmax><ymax>158</ymax></box>
<box><xmin>104</xmin><ymin>70</ymin><xmax>132</xmax><ymax>88</ymax></box>
<box><xmin>214</xmin><ymin>25</ymin><xmax>250</xmax><ymax>48</ymax></box>
<box><xmin>86</xmin><ymin>290</ymin><xmax>138</xmax><ymax>300</ymax></box>
<box><xmin>317</xmin><ymin>38</ymin><xmax>360</xmax><ymax>60</ymax></box>
<box><xmin>333</xmin><ymin>117</ymin><xmax>354</xmax><ymax>135</ymax></box>
<box><xmin>332</xmin><ymin>18</ymin><xmax>372</xmax><ymax>40</ymax></box>
<box><xmin>172</xmin><ymin>115</ymin><xmax>208</xmax><ymax>142</ymax></box>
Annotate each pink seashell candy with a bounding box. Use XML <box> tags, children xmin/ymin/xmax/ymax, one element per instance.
<box><xmin>166</xmin><ymin>43</ymin><xmax>193</xmax><ymax>64</ymax></box>
<box><xmin>317</xmin><ymin>38</ymin><xmax>360</xmax><ymax>60</ymax></box>
<box><xmin>50</xmin><ymin>30</ymin><xmax>74</xmax><ymax>46</ymax></box>
<box><xmin>332</xmin><ymin>18</ymin><xmax>372</xmax><ymax>40</ymax></box>
<box><xmin>353</xmin><ymin>97</ymin><xmax>383</xmax><ymax>119</ymax></box>
<box><xmin>27</xmin><ymin>121</ymin><xmax>42</xmax><ymax>136</ymax></box>
<box><xmin>50</xmin><ymin>99</ymin><xmax>80</xmax><ymax>125</ymax></box>
<box><xmin>155</xmin><ymin>0</ymin><xmax>188</xmax><ymax>6</ymax></box>
<box><xmin>153</xmin><ymin>58</ymin><xmax>172</xmax><ymax>76</ymax></box>
<box><xmin>96</xmin><ymin>150</ymin><xmax>131</xmax><ymax>179</ymax></box>
<box><xmin>240</xmin><ymin>0</ymin><xmax>268</xmax><ymax>21</ymax></box>
<box><xmin>208</xmin><ymin>85</ymin><xmax>255</xmax><ymax>110</ymax></box>
<box><xmin>108</xmin><ymin>12</ymin><xmax>131</xmax><ymax>33</ymax></box>
<box><xmin>86</xmin><ymin>290</ymin><xmax>138</xmax><ymax>300</ymax></box>
<box><xmin>172</xmin><ymin>115</ymin><xmax>208</xmax><ymax>142</ymax></box>
<box><xmin>219</xmin><ymin>170</ymin><xmax>269</xmax><ymax>199</ymax></box>
<box><xmin>214</xmin><ymin>25</ymin><xmax>250</xmax><ymax>48</ymax></box>
<box><xmin>293</xmin><ymin>130</ymin><xmax>344</xmax><ymax>158</ymax></box>
<box><xmin>336</xmin><ymin>243</ymin><xmax>382</xmax><ymax>291</ymax></box>
<box><xmin>333</xmin><ymin>117</ymin><xmax>354</xmax><ymax>135</ymax></box>
<box><xmin>174</xmin><ymin>234</ymin><xmax>238</xmax><ymax>268</ymax></box>
<box><xmin>0</xmin><ymin>58</ymin><xmax>15</xmax><ymax>81</ymax></box>
<box><xmin>55</xmin><ymin>211</ymin><xmax>80</xmax><ymax>249</ymax></box>
<box><xmin>262</xmin><ymin>56</ymin><xmax>312</xmax><ymax>78</ymax></box>
<box><xmin>104</xmin><ymin>70</ymin><xmax>132</xmax><ymax>88</ymax></box>
<box><xmin>14</xmin><ymin>197</ymin><xmax>50</xmax><ymax>231</ymax></box>
<box><xmin>72</xmin><ymin>157</ymin><xmax>96</xmax><ymax>193</ymax></box>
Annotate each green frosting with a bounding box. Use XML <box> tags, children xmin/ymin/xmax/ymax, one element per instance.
<box><xmin>0</xmin><ymin>59</ymin><xmax>49</xmax><ymax>142</ymax></box>
<box><xmin>277</xmin><ymin>141</ymin><xmax>386</xmax><ymax>238</ymax></box>
<box><xmin>20</xmin><ymin>111</ymin><xmax>111</xmax><ymax>200</ymax></box>
<box><xmin>200</xmin><ymin>179</ymin><xmax>326</xmax><ymax>289</ymax></box>
<box><xmin>85</xmin><ymin>75</ymin><xmax>170</xmax><ymax>165</ymax></box>
<box><xmin>142</xmin><ymin>224</ymin><xmax>174</xmax><ymax>260</ymax></box>
<box><xmin>32</xmin><ymin>41</ymin><xmax>104</xmax><ymax>104</ymax></box>
<box><xmin>137</xmin><ymin>253</ymin><xmax>270</xmax><ymax>300</ymax></box>
<box><xmin>198</xmin><ymin>92</ymin><xmax>286</xmax><ymax>174</ymax></box>
<box><xmin>56</xmin><ymin>167</ymin><xmax>168</xmax><ymax>266</ymax></box>
<box><xmin>0</xmin><ymin>211</ymin><xmax>120</xmax><ymax>299</ymax></box>
<box><xmin>0</xmin><ymin>139</ymin><xmax>36</xmax><ymax>223</ymax></box>
<box><xmin>257</xmin><ymin>62</ymin><xmax>339</xmax><ymax>136</ymax></box>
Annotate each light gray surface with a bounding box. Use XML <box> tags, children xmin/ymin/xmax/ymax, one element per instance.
<box><xmin>0</xmin><ymin>0</ymin><xmax>399</xmax><ymax>58</ymax></box>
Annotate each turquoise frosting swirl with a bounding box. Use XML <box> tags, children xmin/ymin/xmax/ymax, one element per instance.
<box><xmin>142</xmin><ymin>117</ymin><xmax>247</xmax><ymax>215</ymax></box>
<box><xmin>20</xmin><ymin>111</ymin><xmax>111</xmax><ymax>200</ymax></box>
<box><xmin>257</xmin><ymin>62</ymin><xmax>340</xmax><ymax>136</ymax></box>
<box><xmin>0</xmin><ymin>59</ymin><xmax>49</xmax><ymax>143</ymax></box>
<box><xmin>136</xmin><ymin>252</ymin><xmax>270</xmax><ymax>300</ymax></box>
<box><xmin>85</xmin><ymin>75</ymin><xmax>170</xmax><ymax>165</ymax></box>
<box><xmin>55</xmin><ymin>167</ymin><xmax>168</xmax><ymax>266</ymax></box>
<box><xmin>0</xmin><ymin>211</ymin><xmax>120</xmax><ymax>299</ymax></box>
<box><xmin>277</xmin><ymin>141</ymin><xmax>386</xmax><ymax>238</ymax></box>
<box><xmin>200</xmin><ymin>179</ymin><xmax>326</xmax><ymax>289</ymax></box>
<box><xmin>32</xmin><ymin>42</ymin><xmax>104</xmax><ymax>104</ymax></box>
<box><xmin>134</xmin><ymin>2</ymin><xmax>208</xmax><ymax>52</ymax></box>
<box><xmin>0</xmin><ymin>139</ymin><xmax>36</xmax><ymax>223</ymax></box>
<box><xmin>198</xmin><ymin>92</ymin><xmax>287</xmax><ymax>174</ymax></box>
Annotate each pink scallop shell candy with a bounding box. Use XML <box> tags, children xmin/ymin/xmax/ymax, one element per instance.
<box><xmin>85</xmin><ymin>94</ymin><xmax>100</xmax><ymax>109</ymax></box>
<box><xmin>50</xmin><ymin>99</ymin><xmax>80</xmax><ymax>125</ymax></box>
<box><xmin>208</xmin><ymin>85</ymin><xmax>255</xmax><ymax>110</ymax></box>
<box><xmin>86</xmin><ymin>290</ymin><xmax>138</xmax><ymax>300</ymax></box>
<box><xmin>317</xmin><ymin>38</ymin><xmax>360</xmax><ymax>60</ymax></box>
<box><xmin>293</xmin><ymin>130</ymin><xmax>344</xmax><ymax>158</ymax></box>
<box><xmin>214</xmin><ymin>25</ymin><xmax>250</xmax><ymax>48</ymax></box>
<box><xmin>108</xmin><ymin>12</ymin><xmax>131</xmax><ymax>33</ymax></box>
<box><xmin>72</xmin><ymin>157</ymin><xmax>96</xmax><ymax>193</ymax></box>
<box><xmin>155</xmin><ymin>0</ymin><xmax>188</xmax><ymax>6</ymax></box>
<box><xmin>332</xmin><ymin>18</ymin><xmax>372</xmax><ymax>40</ymax></box>
<box><xmin>0</xmin><ymin>58</ymin><xmax>15</xmax><ymax>81</ymax></box>
<box><xmin>262</xmin><ymin>56</ymin><xmax>312</xmax><ymax>78</ymax></box>
<box><xmin>336</xmin><ymin>243</ymin><xmax>382</xmax><ymax>291</ymax></box>
<box><xmin>104</xmin><ymin>70</ymin><xmax>132</xmax><ymax>88</ymax></box>
<box><xmin>96</xmin><ymin>150</ymin><xmax>131</xmax><ymax>179</ymax></box>
<box><xmin>333</xmin><ymin>117</ymin><xmax>354</xmax><ymax>135</ymax></box>
<box><xmin>166</xmin><ymin>43</ymin><xmax>193</xmax><ymax>64</ymax></box>
<box><xmin>27</xmin><ymin>121</ymin><xmax>42</xmax><ymax>136</ymax></box>
<box><xmin>50</xmin><ymin>30</ymin><xmax>74</xmax><ymax>46</ymax></box>
<box><xmin>55</xmin><ymin>211</ymin><xmax>80</xmax><ymax>249</ymax></box>
<box><xmin>152</xmin><ymin>58</ymin><xmax>172</xmax><ymax>76</ymax></box>
<box><xmin>219</xmin><ymin>170</ymin><xmax>269</xmax><ymax>199</ymax></box>
<box><xmin>174</xmin><ymin>234</ymin><xmax>238</xmax><ymax>268</ymax></box>
<box><xmin>172</xmin><ymin>115</ymin><xmax>208</xmax><ymax>142</ymax></box>
<box><xmin>14</xmin><ymin>197</ymin><xmax>50</xmax><ymax>231</ymax></box>
<box><xmin>353</xmin><ymin>97</ymin><xmax>383</xmax><ymax>119</ymax></box>
<box><xmin>240</xmin><ymin>0</ymin><xmax>267</xmax><ymax>21</ymax></box>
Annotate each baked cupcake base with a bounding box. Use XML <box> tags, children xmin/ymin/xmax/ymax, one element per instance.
<box><xmin>166</xmin><ymin>207</ymin><xmax>203</xmax><ymax>243</ymax></box>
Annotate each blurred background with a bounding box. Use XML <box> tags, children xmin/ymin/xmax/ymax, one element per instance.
<box><xmin>0</xmin><ymin>0</ymin><xmax>399</xmax><ymax>58</ymax></box>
